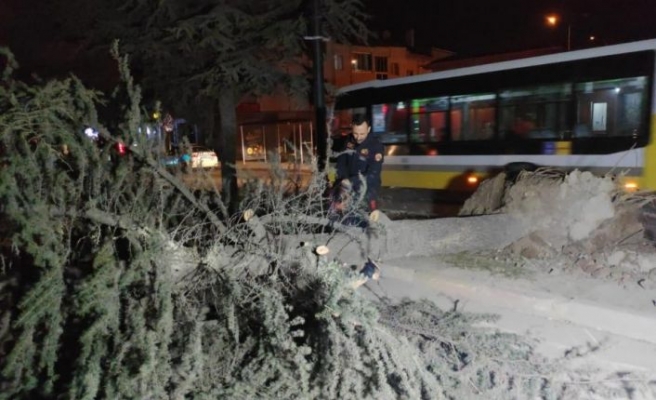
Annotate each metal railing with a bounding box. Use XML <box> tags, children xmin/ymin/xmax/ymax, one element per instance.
<box><xmin>239</xmin><ymin>121</ymin><xmax>316</xmax><ymax>164</ymax></box>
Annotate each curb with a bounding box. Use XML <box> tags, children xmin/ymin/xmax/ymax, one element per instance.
<box><xmin>379</xmin><ymin>261</ymin><xmax>656</xmax><ymax>346</ymax></box>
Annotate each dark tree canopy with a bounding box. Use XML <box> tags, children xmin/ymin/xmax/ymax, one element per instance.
<box><xmin>52</xmin><ymin>0</ymin><xmax>369</xmax><ymax>211</ymax></box>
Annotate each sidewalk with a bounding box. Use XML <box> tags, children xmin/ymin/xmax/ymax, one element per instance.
<box><xmin>236</xmin><ymin>162</ymin><xmax>465</xmax><ymax>217</ymax></box>
<box><xmin>368</xmin><ymin>256</ymin><xmax>656</xmax><ymax>373</ymax></box>
<box><xmin>237</xmin><ymin>161</ymin><xmax>313</xmax><ymax>172</ymax></box>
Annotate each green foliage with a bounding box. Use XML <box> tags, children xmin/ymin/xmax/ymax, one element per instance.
<box><xmin>1</xmin><ymin>47</ymin><xmax>652</xmax><ymax>400</ymax></box>
<box><xmin>0</xmin><ymin>46</ymin><xmax>212</xmax><ymax>399</ymax></box>
<box><xmin>2</xmin><ymin>43</ymin><xmax>433</xmax><ymax>399</ymax></box>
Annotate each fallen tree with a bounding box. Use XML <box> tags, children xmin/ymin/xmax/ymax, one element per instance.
<box><xmin>1</xmin><ymin>47</ymin><xmax>650</xmax><ymax>400</ymax></box>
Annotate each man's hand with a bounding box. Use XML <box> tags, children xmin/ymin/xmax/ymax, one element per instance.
<box><xmin>340</xmin><ymin>179</ymin><xmax>352</xmax><ymax>190</ymax></box>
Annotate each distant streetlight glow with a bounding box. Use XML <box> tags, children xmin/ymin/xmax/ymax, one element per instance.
<box><xmin>545</xmin><ymin>13</ymin><xmax>571</xmax><ymax>51</ymax></box>
<box><xmin>589</xmin><ymin>35</ymin><xmax>595</xmax><ymax>41</ymax></box>
<box><xmin>546</xmin><ymin>15</ymin><xmax>558</xmax><ymax>26</ymax></box>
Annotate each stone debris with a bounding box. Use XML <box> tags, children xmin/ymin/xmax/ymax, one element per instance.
<box><xmin>462</xmin><ymin>169</ymin><xmax>656</xmax><ymax>287</ymax></box>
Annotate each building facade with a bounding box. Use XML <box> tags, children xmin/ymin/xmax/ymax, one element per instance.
<box><xmin>248</xmin><ymin>42</ymin><xmax>452</xmax><ymax>114</ymax></box>
<box><xmin>325</xmin><ymin>43</ymin><xmax>451</xmax><ymax>88</ymax></box>
<box><xmin>236</xmin><ymin>42</ymin><xmax>451</xmax><ymax>162</ymax></box>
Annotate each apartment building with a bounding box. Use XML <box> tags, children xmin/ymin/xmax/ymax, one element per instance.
<box><xmin>248</xmin><ymin>42</ymin><xmax>452</xmax><ymax>114</ymax></box>
<box><xmin>237</xmin><ymin>41</ymin><xmax>452</xmax><ymax>162</ymax></box>
<box><xmin>326</xmin><ymin>43</ymin><xmax>451</xmax><ymax>87</ymax></box>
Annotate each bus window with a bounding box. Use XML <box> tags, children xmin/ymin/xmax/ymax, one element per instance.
<box><xmin>450</xmin><ymin>94</ymin><xmax>496</xmax><ymax>141</ymax></box>
<box><xmin>410</xmin><ymin>97</ymin><xmax>448</xmax><ymax>143</ymax></box>
<box><xmin>372</xmin><ymin>102</ymin><xmax>408</xmax><ymax>144</ymax></box>
<box><xmin>499</xmin><ymin>83</ymin><xmax>571</xmax><ymax>140</ymax></box>
<box><xmin>574</xmin><ymin>76</ymin><xmax>648</xmax><ymax>137</ymax></box>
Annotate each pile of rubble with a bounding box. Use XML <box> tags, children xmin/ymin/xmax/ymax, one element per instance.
<box><xmin>501</xmin><ymin>171</ymin><xmax>656</xmax><ymax>288</ymax></box>
<box><xmin>463</xmin><ymin>169</ymin><xmax>656</xmax><ymax>287</ymax></box>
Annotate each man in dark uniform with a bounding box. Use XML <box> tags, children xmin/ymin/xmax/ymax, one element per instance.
<box><xmin>334</xmin><ymin>114</ymin><xmax>384</xmax><ymax>212</ymax></box>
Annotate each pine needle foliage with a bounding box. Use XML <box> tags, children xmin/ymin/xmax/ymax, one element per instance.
<box><xmin>1</xmin><ymin>47</ymin><xmax>654</xmax><ymax>400</ymax></box>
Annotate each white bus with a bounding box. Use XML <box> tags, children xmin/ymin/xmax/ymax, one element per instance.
<box><xmin>332</xmin><ymin>39</ymin><xmax>656</xmax><ymax>193</ymax></box>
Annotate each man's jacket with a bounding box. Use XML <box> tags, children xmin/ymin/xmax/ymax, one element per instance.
<box><xmin>335</xmin><ymin>134</ymin><xmax>384</xmax><ymax>202</ymax></box>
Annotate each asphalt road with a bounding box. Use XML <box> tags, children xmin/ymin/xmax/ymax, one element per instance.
<box><xmin>378</xmin><ymin>187</ymin><xmax>467</xmax><ymax>218</ymax></box>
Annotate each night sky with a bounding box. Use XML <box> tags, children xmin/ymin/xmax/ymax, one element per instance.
<box><xmin>365</xmin><ymin>0</ymin><xmax>656</xmax><ymax>55</ymax></box>
<box><xmin>2</xmin><ymin>0</ymin><xmax>656</xmax><ymax>83</ymax></box>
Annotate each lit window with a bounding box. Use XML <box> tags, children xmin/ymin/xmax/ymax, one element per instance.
<box><xmin>351</xmin><ymin>53</ymin><xmax>373</xmax><ymax>71</ymax></box>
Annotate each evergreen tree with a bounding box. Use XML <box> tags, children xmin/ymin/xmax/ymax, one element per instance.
<box><xmin>1</xmin><ymin>45</ymin><xmax>651</xmax><ymax>400</ymax></box>
<box><xmin>57</xmin><ymin>0</ymin><xmax>369</xmax><ymax>212</ymax></box>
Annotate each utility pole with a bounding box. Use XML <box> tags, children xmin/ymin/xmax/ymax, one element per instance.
<box><xmin>308</xmin><ymin>0</ymin><xmax>327</xmax><ymax>171</ymax></box>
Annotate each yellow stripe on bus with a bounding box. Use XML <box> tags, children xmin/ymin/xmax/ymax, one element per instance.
<box><xmin>641</xmin><ymin>114</ymin><xmax>656</xmax><ymax>191</ymax></box>
<box><xmin>555</xmin><ymin>141</ymin><xmax>572</xmax><ymax>155</ymax></box>
<box><xmin>382</xmin><ymin>170</ymin><xmax>478</xmax><ymax>190</ymax></box>
<box><xmin>382</xmin><ymin>169</ymin><xmax>643</xmax><ymax>191</ymax></box>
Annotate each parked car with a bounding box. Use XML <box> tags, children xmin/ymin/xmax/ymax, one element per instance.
<box><xmin>189</xmin><ymin>145</ymin><xmax>219</xmax><ymax>169</ymax></box>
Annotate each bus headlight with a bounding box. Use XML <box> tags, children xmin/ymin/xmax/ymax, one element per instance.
<box><xmin>624</xmin><ymin>181</ymin><xmax>638</xmax><ymax>191</ymax></box>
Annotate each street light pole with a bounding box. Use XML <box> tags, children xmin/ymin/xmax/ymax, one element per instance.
<box><xmin>546</xmin><ymin>14</ymin><xmax>572</xmax><ymax>51</ymax></box>
<box><xmin>308</xmin><ymin>0</ymin><xmax>327</xmax><ymax>171</ymax></box>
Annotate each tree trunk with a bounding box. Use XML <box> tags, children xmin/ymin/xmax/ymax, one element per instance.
<box><xmin>200</xmin><ymin>96</ymin><xmax>215</xmax><ymax>147</ymax></box>
<box><xmin>216</xmin><ymin>89</ymin><xmax>239</xmax><ymax>214</ymax></box>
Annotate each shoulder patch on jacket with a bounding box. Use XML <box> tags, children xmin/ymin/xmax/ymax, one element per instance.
<box><xmin>375</xmin><ymin>153</ymin><xmax>383</xmax><ymax>162</ymax></box>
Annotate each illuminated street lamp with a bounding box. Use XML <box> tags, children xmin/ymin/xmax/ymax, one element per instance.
<box><xmin>545</xmin><ymin>13</ymin><xmax>571</xmax><ymax>51</ymax></box>
<box><xmin>545</xmin><ymin>15</ymin><xmax>558</xmax><ymax>26</ymax></box>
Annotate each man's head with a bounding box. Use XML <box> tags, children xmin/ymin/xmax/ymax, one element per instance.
<box><xmin>351</xmin><ymin>114</ymin><xmax>371</xmax><ymax>144</ymax></box>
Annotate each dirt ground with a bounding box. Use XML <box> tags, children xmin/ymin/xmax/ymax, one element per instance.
<box><xmin>361</xmin><ymin>170</ymin><xmax>656</xmax><ymax>394</ymax></box>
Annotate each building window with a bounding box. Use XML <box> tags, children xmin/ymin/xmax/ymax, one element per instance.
<box><xmin>376</xmin><ymin>73</ymin><xmax>388</xmax><ymax>80</ymax></box>
<box><xmin>407</xmin><ymin>70</ymin><xmax>414</xmax><ymax>76</ymax></box>
<box><xmin>391</xmin><ymin>63</ymin><xmax>400</xmax><ymax>76</ymax></box>
<box><xmin>351</xmin><ymin>53</ymin><xmax>372</xmax><ymax>71</ymax></box>
<box><xmin>334</xmin><ymin>54</ymin><xmax>343</xmax><ymax>70</ymax></box>
<box><xmin>374</xmin><ymin>56</ymin><xmax>388</xmax><ymax>72</ymax></box>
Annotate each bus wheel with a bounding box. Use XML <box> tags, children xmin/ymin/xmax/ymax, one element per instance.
<box><xmin>504</xmin><ymin>162</ymin><xmax>538</xmax><ymax>183</ymax></box>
